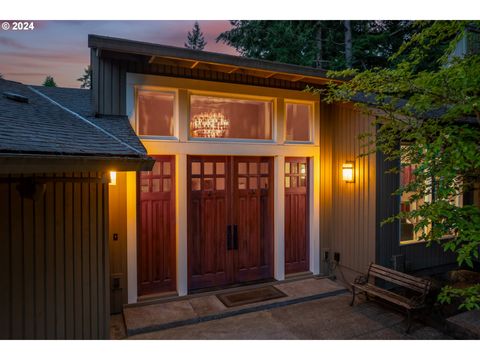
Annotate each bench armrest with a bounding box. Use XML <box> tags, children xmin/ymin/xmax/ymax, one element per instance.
<box><xmin>353</xmin><ymin>275</ymin><xmax>368</xmax><ymax>285</ymax></box>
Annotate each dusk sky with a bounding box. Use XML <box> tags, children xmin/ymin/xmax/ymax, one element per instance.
<box><xmin>0</xmin><ymin>20</ymin><xmax>236</xmax><ymax>88</ymax></box>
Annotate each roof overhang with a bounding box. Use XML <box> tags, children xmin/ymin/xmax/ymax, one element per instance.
<box><xmin>0</xmin><ymin>153</ymin><xmax>155</xmax><ymax>174</ymax></box>
<box><xmin>88</xmin><ymin>34</ymin><xmax>340</xmax><ymax>86</ymax></box>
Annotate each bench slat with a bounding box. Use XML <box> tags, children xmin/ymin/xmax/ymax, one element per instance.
<box><xmin>369</xmin><ymin>268</ymin><xmax>429</xmax><ymax>293</ymax></box>
<box><xmin>370</xmin><ymin>264</ymin><xmax>430</xmax><ymax>285</ymax></box>
<box><xmin>352</xmin><ymin>283</ymin><xmax>418</xmax><ymax>309</ymax></box>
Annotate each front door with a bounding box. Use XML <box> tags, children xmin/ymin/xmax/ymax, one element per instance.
<box><xmin>137</xmin><ymin>156</ymin><xmax>176</xmax><ymax>296</ymax></box>
<box><xmin>188</xmin><ymin>156</ymin><xmax>274</xmax><ymax>291</ymax></box>
<box><xmin>284</xmin><ymin>157</ymin><xmax>309</xmax><ymax>274</ymax></box>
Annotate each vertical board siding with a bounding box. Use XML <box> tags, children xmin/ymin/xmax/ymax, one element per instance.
<box><xmin>319</xmin><ymin>103</ymin><xmax>376</xmax><ymax>275</ymax></box>
<box><xmin>0</xmin><ymin>173</ymin><xmax>109</xmax><ymax>339</ymax></box>
<box><xmin>376</xmin><ymin>152</ymin><xmax>457</xmax><ymax>272</ymax></box>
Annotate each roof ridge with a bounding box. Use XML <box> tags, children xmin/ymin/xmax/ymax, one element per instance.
<box><xmin>28</xmin><ymin>86</ymin><xmax>144</xmax><ymax>156</ymax></box>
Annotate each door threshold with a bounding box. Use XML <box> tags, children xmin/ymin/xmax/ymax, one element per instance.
<box><xmin>137</xmin><ymin>291</ymin><xmax>178</xmax><ymax>303</ymax></box>
<box><xmin>285</xmin><ymin>271</ymin><xmax>313</xmax><ymax>280</ymax></box>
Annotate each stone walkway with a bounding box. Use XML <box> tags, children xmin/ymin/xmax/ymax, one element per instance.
<box><xmin>111</xmin><ymin>278</ymin><xmax>452</xmax><ymax>340</ymax></box>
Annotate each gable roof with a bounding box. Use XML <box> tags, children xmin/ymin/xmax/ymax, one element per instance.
<box><xmin>0</xmin><ymin>79</ymin><xmax>152</xmax><ymax>172</ymax></box>
<box><xmin>88</xmin><ymin>34</ymin><xmax>338</xmax><ymax>86</ymax></box>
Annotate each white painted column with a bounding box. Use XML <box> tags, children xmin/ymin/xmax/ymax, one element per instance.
<box><xmin>126</xmin><ymin>171</ymin><xmax>138</xmax><ymax>303</ymax></box>
<box><xmin>310</xmin><ymin>155</ymin><xmax>320</xmax><ymax>274</ymax></box>
<box><xmin>274</xmin><ymin>155</ymin><xmax>285</xmax><ymax>280</ymax></box>
<box><xmin>176</xmin><ymin>154</ymin><xmax>188</xmax><ymax>296</ymax></box>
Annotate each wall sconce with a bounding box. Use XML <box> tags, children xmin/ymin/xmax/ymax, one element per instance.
<box><xmin>109</xmin><ymin>171</ymin><xmax>117</xmax><ymax>186</ymax></box>
<box><xmin>342</xmin><ymin>162</ymin><xmax>355</xmax><ymax>183</ymax></box>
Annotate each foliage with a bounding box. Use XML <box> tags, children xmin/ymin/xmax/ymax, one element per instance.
<box><xmin>322</xmin><ymin>20</ymin><xmax>480</xmax><ymax>309</ymax></box>
<box><xmin>438</xmin><ymin>284</ymin><xmax>480</xmax><ymax>310</ymax></box>
<box><xmin>185</xmin><ymin>21</ymin><xmax>207</xmax><ymax>51</ymax></box>
<box><xmin>77</xmin><ymin>65</ymin><xmax>91</xmax><ymax>89</ymax></box>
<box><xmin>217</xmin><ymin>21</ymin><xmax>414</xmax><ymax>70</ymax></box>
<box><xmin>42</xmin><ymin>75</ymin><xmax>57</xmax><ymax>87</ymax></box>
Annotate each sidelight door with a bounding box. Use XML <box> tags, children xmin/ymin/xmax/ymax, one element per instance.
<box><xmin>137</xmin><ymin>156</ymin><xmax>176</xmax><ymax>296</ymax></box>
<box><xmin>188</xmin><ymin>156</ymin><xmax>274</xmax><ymax>291</ymax></box>
<box><xmin>284</xmin><ymin>157</ymin><xmax>309</xmax><ymax>274</ymax></box>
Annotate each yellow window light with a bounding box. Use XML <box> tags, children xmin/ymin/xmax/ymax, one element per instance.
<box><xmin>109</xmin><ymin>171</ymin><xmax>117</xmax><ymax>186</ymax></box>
<box><xmin>342</xmin><ymin>162</ymin><xmax>355</xmax><ymax>183</ymax></box>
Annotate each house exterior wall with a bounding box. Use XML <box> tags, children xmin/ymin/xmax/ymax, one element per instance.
<box><xmin>320</xmin><ymin>102</ymin><xmax>377</xmax><ymax>281</ymax></box>
<box><xmin>0</xmin><ymin>173</ymin><xmax>110</xmax><ymax>339</ymax></box>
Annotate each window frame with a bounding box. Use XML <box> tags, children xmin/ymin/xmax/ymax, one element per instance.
<box><xmin>187</xmin><ymin>90</ymin><xmax>277</xmax><ymax>143</ymax></box>
<box><xmin>134</xmin><ymin>86</ymin><xmax>179</xmax><ymax>140</ymax></box>
<box><xmin>283</xmin><ymin>99</ymin><xmax>314</xmax><ymax>144</ymax></box>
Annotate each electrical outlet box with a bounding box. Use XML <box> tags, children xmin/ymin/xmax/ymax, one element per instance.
<box><xmin>334</xmin><ymin>252</ymin><xmax>340</xmax><ymax>263</ymax></box>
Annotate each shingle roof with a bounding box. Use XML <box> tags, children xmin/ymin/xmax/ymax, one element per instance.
<box><xmin>0</xmin><ymin>79</ymin><xmax>147</xmax><ymax>157</ymax></box>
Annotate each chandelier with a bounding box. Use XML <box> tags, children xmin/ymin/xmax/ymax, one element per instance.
<box><xmin>190</xmin><ymin>111</ymin><xmax>230</xmax><ymax>138</ymax></box>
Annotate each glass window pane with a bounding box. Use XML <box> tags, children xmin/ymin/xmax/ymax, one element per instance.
<box><xmin>152</xmin><ymin>179</ymin><xmax>160</xmax><ymax>192</ymax></box>
<box><xmin>204</xmin><ymin>178</ymin><xmax>214</xmax><ymax>191</ymax></box>
<box><xmin>291</xmin><ymin>176</ymin><xmax>298</xmax><ymax>188</ymax></box>
<box><xmin>216</xmin><ymin>162</ymin><xmax>225</xmax><ymax>175</ymax></box>
<box><xmin>204</xmin><ymin>162</ymin><xmax>214</xmax><ymax>175</ymax></box>
<box><xmin>192</xmin><ymin>178</ymin><xmax>201</xmax><ymax>191</ymax></box>
<box><xmin>238</xmin><ymin>162</ymin><xmax>247</xmax><ymax>175</ymax></box>
<box><xmin>260</xmin><ymin>162</ymin><xmax>269</xmax><ymax>175</ymax></box>
<box><xmin>285</xmin><ymin>162</ymin><xmax>290</xmax><ymax>174</ymax></box>
<box><xmin>192</xmin><ymin>162</ymin><xmax>201</xmax><ymax>175</ymax></box>
<box><xmin>285</xmin><ymin>103</ymin><xmax>311</xmax><ymax>142</ymax></box>
<box><xmin>299</xmin><ymin>163</ymin><xmax>307</xmax><ymax>175</ymax></box>
<box><xmin>163</xmin><ymin>178</ymin><xmax>171</xmax><ymax>192</ymax></box>
<box><xmin>260</xmin><ymin>177</ymin><xmax>269</xmax><ymax>189</ymax></box>
<box><xmin>238</xmin><ymin>177</ymin><xmax>247</xmax><ymax>190</ymax></box>
<box><xmin>285</xmin><ymin>176</ymin><xmax>290</xmax><ymax>188</ymax></box>
<box><xmin>137</xmin><ymin>90</ymin><xmax>174</xmax><ymax>136</ymax></box>
<box><xmin>152</xmin><ymin>162</ymin><xmax>162</xmax><ymax>175</ymax></box>
<box><xmin>249</xmin><ymin>162</ymin><xmax>258</xmax><ymax>175</ymax></box>
<box><xmin>163</xmin><ymin>162</ymin><xmax>171</xmax><ymax>176</ymax></box>
<box><xmin>291</xmin><ymin>163</ymin><xmax>298</xmax><ymax>174</ymax></box>
<box><xmin>249</xmin><ymin>177</ymin><xmax>258</xmax><ymax>190</ymax></box>
<box><xmin>216</xmin><ymin>178</ymin><xmax>225</xmax><ymax>191</ymax></box>
<box><xmin>300</xmin><ymin>175</ymin><xmax>307</xmax><ymax>187</ymax></box>
<box><xmin>190</xmin><ymin>95</ymin><xmax>272</xmax><ymax>140</ymax></box>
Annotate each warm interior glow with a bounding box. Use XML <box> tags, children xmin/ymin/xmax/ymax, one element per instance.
<box><xmin>190</xmin><ymin>111</ymin><xmax>230</xmax><ymax>138</ymax></box>
<box><xmin>342</xmin><ymin>162</ymin><xmax>354</xmax><ymax>183</ymax></box>
<box><xmin>109</xmin><ymin>171</ymin><xmax>117</xmax><ymax>186</ymax></box>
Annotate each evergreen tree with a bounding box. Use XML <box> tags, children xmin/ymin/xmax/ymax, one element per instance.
<box><xmin>42</xmin><ymin>75</ymin><xmax>57</xmax><ymax>87</ymax></box>
<box><xmin>185</xmin><ymin>21</ymin><xmax>207</xmax><ymax>50</ymax></box>
<box><xmin>77</xmin><ymin>65</ymin><xmax>91</xmax><ymax>89</ymax></box>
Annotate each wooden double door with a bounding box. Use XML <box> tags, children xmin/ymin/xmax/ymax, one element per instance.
<box><xmin>188</xmin><ymin>156</ymin><xmax>274</xmax><ymax>291</ymax></box>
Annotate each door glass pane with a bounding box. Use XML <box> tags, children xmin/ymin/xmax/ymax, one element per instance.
<box><xmin>191</xmin><ymin>178</ymin><xmax>201</xmax><ymax>191</ymax></box>
<box><xmin>153</xmin><ymin>161</ymin><xmax>162</xmax><ymax>175</ymax></box>
<box><xmin>204</xmin><ymin>178</ymin><xmax>214</xmax><ymax>191</ymax></box>
<box><xmin>190</xmin><ymin>95</ymin><xmax>273</xmax><ymax>140</ymax></box>
<box><xmin>291</xmin><ymin>176</ymin><xmax>298</xmax><ymax>188</ymax></box>
<box><xmin>163</xmin><ymin>162</ymin><xmax>171</xmax><ymax>176</ymax></box>
<box><xmin>285</xmin><ymin>103</ymin><xmax>312</xmax><ymax>142</ymax></box>
<box><xmin>249</xmin><ymin>162</ymin><xmax>258</xmax><ymax>175</ymax></box>
<box><xmin>141</xmin><ymin>178</ymin><xmax>150</xmax><ymax>193</ymax></box>
<box><xmin>204</xmin><ymin>162</ymin><xmax>214</xmax><ymax>175</ymax></box>
<box><xmin>291</xmin><ymin>163</ymin><xmax>298</xmax><ymax>174</ymax></box>
<box><xmin>285</xmin><ymin>176</ymin><xmax>290</xmax><ymax>188</ymax></box>
<box><xmin>299</xmin><ymin>163</ymin><xmax>306</xmax><ymax>175</ymax></box>
<box><xmin>285</xmin><ymin>162</ymin><xmax>290</xmax><ymax>174</ymax></box>
<box><xmin>249</xmin><ymin>177</ymin><xmax>258</xmax><ymax>190</ymax></box>
<box><xmin>260</xmin><ymin>162</ymin><xmax>269</xmax><ymax>175</ymax></box>
<box><xmin>163</xmin><ymin>178</ymin><xmax>171</xmax><ymax>192</ymax></box>
<box><xmin>137</xmin><ymin>90</ymin><xmax>175</xmax><ymax>137</ymax></box>
<box><xmin>238</xmin><ymin>177</ymin><xmax>247</xmax><ymax>190</ymax></box>
<box><xmin>152</xmin><ymin>178</ymin><xmax>161</xmax><ymax>192</ymax></box>
<box><xmin>300</xmin><ymin>175</ymin><xmax>307</xmax><ymax>187</ymax></box>
<box><xmin>216</xmin><ymin>177</ymin><xmax>225</xmax><ymax>191</ymax></box>
<box><xmin>192</xmin><ymin>162</ymin><xmax>201</xmax><ymax>175</ymax></box>
<box><xmin>238</xmin><ymin>162</ymin><xmax>247</xmax><ymax>175</ymax></box>
<box><xmin>260</xmin><ymin>177</ymin><xmax>269</xmax><ymax>189</ymax></box>
<box><xmin>216</xmin><ymin>162</ymin><xmax>225</xmax><ymax>175</ymax></box>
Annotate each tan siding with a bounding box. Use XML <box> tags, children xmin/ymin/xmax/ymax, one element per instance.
<box><xmin>320</xmin><ymin>103</ymin><xmax>376</xmax><ymax>277</ymax></box>
<box><xmin>0</xmin><ymin>173</ymin><xmax>110</xmax><ymax>339</ymax></box>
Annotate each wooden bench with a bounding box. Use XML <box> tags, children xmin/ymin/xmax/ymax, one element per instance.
<box><xmin>350</xmin><ymin>263</ymin><xmax>432</xmax><ymax>333</ymax></box>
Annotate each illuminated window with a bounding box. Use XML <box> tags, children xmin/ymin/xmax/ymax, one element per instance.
<box><xmin>189</xmin><ymin>95</ymin><xmax>273</xmax><ymax>140</ymax></box>
<box><xmin>285</xmin><ymin>102</ymin><xmax>312</xmax><ymax>142</ymax></box>
<box><xmin>137</xmin><ymin>90</ymin><xmax>175</xmax><ymax>137</ymax></box>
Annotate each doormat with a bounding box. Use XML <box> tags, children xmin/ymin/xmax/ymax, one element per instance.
<box><xmin>217</xmin><ymin>286</ymin><xmax>287</xmax><ymax>308</ymax></box>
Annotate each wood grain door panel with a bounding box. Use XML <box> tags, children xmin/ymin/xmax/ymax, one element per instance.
<box><xmin>285</xmin><ymin>157</ymin><xmax>309</xmax><ymax>274</ymax></box>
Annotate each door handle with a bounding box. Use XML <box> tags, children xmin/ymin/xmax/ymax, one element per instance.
<box><xmin>233</xmin><ymin>225</ymin><xmax>238</xmax><ymax>250</ymax></box>
<box><xmin>227</xmin><ymin>225</ymin><xmax>233</xmax><ymax>250</ymax></box>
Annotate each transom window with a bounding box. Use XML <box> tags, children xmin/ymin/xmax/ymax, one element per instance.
<box><xmin>285</xmin><ymin>102</ymin><xmax>312</xmax><ymax>142</ymax></box>
<box><xmin>136</xmin><ymin>89</ymin><xmax>175</xmax><ymax>137</ymax></box>
<box><xmin>189</xmin><ymin>94</ymin><xmax>273</xmax><ymax>140</ymax></box>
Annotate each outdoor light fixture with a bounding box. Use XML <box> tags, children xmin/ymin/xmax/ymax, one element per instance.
<box><xmin>342</xmin><ymin>162</ymin><xmax>355</xmax><ymax>183</ymax></box>
<box><xmin>190</xmin><ymin>111</ymin><xmax>230</xmax><ymax>138</ymax></box>
<box><xmin>109</xmin><ymin>171</ymin><xmax>117</xmax><ymax>186</ymax></box>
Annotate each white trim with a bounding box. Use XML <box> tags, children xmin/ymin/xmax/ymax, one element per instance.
<box><xmin>126</xmin><ymin>171</ymin><xmax>138</xmax><ymax>303</ymax></box>
<box><xmin>310</xmin><ymin>156</ymin><xmax>320</xmax><ymax>274</ymax></box>
<box><xmin>176</xmin><ymin>154</ymin><xmax>188</xmax><ymax>296</ymax></box>
<box><xmin>274</xmin><ymin>156</ymin><xmax>285</xmax><ymax>280</ymax></box>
